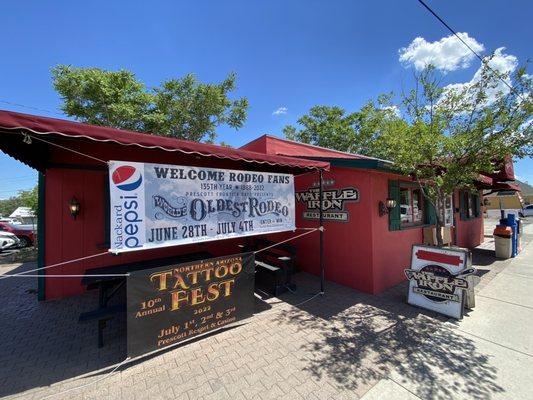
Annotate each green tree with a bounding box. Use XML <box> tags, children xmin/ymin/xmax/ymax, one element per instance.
<box><xmin>0</xmin><ymin>196</ymin><xmax>22</xmax><ymax>217</ymax></box>
<box><xmin>218</xmin><ymin>141</ymin><xmax>233</xmax><ymax>148</ymax></box>
<box><xmin>286</xmin><ymin>58</ymin><xmax>532</xmax><ymax>246</ymax></box>
<box><xmin>52</xmin><ymin>65</ymin><xmax>249</xmax><ymax>143</ymax></box>
<box><xmin>283</xmin><ymin>96</ymin><xmax>407</xmax><ymax>157</ymax></box>
<box><xmin>388</xmin><ymin>63</ymin><xmax>531</xmax><ymax>245</ymax></box>
<box><xmin>18</xmin><ymin>186</ymin><xmax>39</xmax><ymax>213</ymax></box>
<box><xmin>0</xmin><ymin>185</ymin><xmax>38</xmax><ymax>217</ymax></box>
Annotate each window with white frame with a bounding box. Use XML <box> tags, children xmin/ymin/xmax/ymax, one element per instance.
<box><xmin>399</xmin><ymin>185</ymin><xmax>425</xmax><ymax>227</ymax></box>
<box><xmin>438</xmin><ymin>195</ymin><xmax>454</xmax><ymax>226</ymax></box>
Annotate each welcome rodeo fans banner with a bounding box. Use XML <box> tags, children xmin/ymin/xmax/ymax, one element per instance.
<box><xmin>108</xmin><ymin>161</ymin><xmax>295</xmax><ymax>253</ymax></box>
<box><xmin>127</xmin><ymin>253</ymin><xmax>255</xmax><ymax>357</ymax></box>
<box><xmin>404</xmin><ymin>245</ymin><xmax>474</xmax><ymax>319</ymax></box>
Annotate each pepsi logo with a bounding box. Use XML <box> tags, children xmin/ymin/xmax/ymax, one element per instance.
<box><xmin>112</xmin><ymin>165</ymin><xmax>143</xmax><ymax>191</ymax></box>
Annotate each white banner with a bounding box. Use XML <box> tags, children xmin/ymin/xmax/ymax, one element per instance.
<box><xmin>109</xmin><ymin>161</ymin><xmax>295</xmax><ymax>253</ymax></box>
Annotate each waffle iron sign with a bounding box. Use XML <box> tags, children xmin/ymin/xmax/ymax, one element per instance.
<box><xmin>296</xmin><ymin>185</ymin><xmax>359</xmax><ymax>222</ymax></box>
<box><xmin>405</xmin><ymin>245</ymin><xmax>474</xmax><ymax>319</ymax></box>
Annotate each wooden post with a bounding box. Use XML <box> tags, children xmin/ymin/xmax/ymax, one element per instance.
<box><xmin>319</xmin><ymin>170</ymin><xmax>325</xmax><ymax>294</ymax></box>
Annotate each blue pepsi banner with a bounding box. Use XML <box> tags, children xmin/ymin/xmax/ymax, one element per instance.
<box><xmin>109</xmin><ymin>161</ymin><xmax>295</xmax><ymax>253</ymax></box>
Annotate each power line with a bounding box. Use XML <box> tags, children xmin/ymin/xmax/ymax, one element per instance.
<box><xmin>416</xmin><ymin>0</ymin><xmax>523</xmax><ymax>99</ymax></box>
<box><xmin>0</xmin><ymin>100</ymin><xmax>64</xmax><ymax>117</ymax></box>
<box><xmin>0</xmin><ymin>175</ymin><xmax>37</xmax><ymax>183</ymax></box>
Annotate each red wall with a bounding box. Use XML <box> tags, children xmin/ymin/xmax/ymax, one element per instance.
<box><xmin>453</xmin><ymin>190</ymin><xmax>484</xmax><ymax>249</ymax></box>
<box><xmin>284</xmin><ymin>168</ymin><xmax>428</xmax><ymax>294</ymax></box>
<box><xmin>41</xmin><ymin>140</ymin><xmax>281</xmax><ymax>300</ymax></box>
<box><xmin>277</xmin><ymin>168</ymin><xmax>484</xmax><ymax>295</ymax></box>
<box><xmin>289</xmin><ymin>167</ymin><xmax>375</xmax><ymax>292</ymax></box>
<box><xmin>44</xmin><ymin>168</ymin><xmax>214</xmax><ymax>299</ymax></box>
<box><xmin>42</xmin><ymin>136</ymin><xmax>486</xmax><ymax>299</ymax></box>
<box><xmin>369</xmin><ymin>171</ymin><xmax>423</xmax><ymax>293</ymax></box>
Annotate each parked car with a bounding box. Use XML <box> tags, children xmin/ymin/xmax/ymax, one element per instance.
<box><xmin>519</xmin><ymin>204</ymin><xmax>533</xmax><ymax>217</ymax></box>
<box><xmin>0</xmin><ymin>222</ymin><xmax>35</xmax><ymax>247</ymax></box>
<box><xmin>0</xmin><ymin>217</ymin><xmax>22</xmax><ymax>225</ymax></box>
<box><xmin>0</xmin><ymin>231</ymin><xmax>20</xmax><ymax>251</ymax></box>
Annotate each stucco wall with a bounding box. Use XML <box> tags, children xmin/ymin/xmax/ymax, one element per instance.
<box><xmin>369</xmin><ymin>171</ymin><xmax>424</xmax><ymax>294</ymax></box>
<box><xmin>453</xmin><ymin>190</ymin><xmax>484</xmax><ymax>249</ymax></box>
<box><xmin>289</xmin><ymin>167</ymin><xmax>375</xmax><ymax>292</ymax></box>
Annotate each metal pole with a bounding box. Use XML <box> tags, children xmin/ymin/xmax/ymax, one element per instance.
<box><xmin>319</xmin><ymin>170</ymin><xmax>324</xmax><ymax>294</ymax></box>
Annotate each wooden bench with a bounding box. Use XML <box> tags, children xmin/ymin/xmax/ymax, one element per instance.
<box><xmin>243</xmin><ymin>239</ymin><xmax>297</xmax><ymax>296</ymax></box>
<box><xmin>254</xmin><ymin>260</ymin><xmax>285</xmax><ymax>296</ymax></box>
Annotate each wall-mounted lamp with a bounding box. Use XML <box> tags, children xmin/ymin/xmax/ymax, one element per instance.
<box><xmin>483</xmin><ymin>198</ymin><xmax>490</xmax><ymax>206</ymax></box>
<box><xmin>379</xmin><ymin>198</ymin><xmax>397</xmax><ymax>217</ymax></box>
<box><xmin>69</xmin><ymin>197</ymin><xmax>80</xmax><ymax>219</ymax></box>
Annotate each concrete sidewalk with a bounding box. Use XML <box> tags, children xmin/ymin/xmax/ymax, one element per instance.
<box><xmin>362</xmin><ymin>226</ymin><xmax>533</xmax><ymax>400</ymax></box>
<box><xmin>1</xmin><ymin>219</ymin><xmax>531</xmax><ymax>399</ymax></box>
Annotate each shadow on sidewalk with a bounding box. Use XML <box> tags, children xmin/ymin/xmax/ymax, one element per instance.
<box><xmin>275</xmin><ymin>273</ymin><xmax>505</xmax><ymax>400</ymax></box>
<box><xmin>0</xmin><ymin>261</ymin><xmax>272</xmax><ymax>398</ymax></box>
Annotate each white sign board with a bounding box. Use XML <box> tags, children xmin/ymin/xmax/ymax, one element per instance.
<box><xmin>109</xmin><ymin>161</ymin><xmax>295</xmax><ymax>253</ymax></box>
<box><xmin>405</xmin><ymin>245</ymin><xmax>473</xmax><ymax>319</ymax></box>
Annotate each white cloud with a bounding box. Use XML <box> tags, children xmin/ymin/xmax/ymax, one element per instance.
<box><xmin>441</xmin><ymin>47</ymin><xmax>518</xmax><ymax>105</ymax></box>
<box><xmin>381</xmin><ymin>105</ymin><xmax>400</xmax><ymax>117</ymax></box>
<box><xmin>399</xmin><ymin>33</ymin><xmax>484</xmax><ymax>72</ymax></box>
<box><xmin>272</xmin><ymin>107</ymin><xmax>288</xmax><ymax>116</ymax></box>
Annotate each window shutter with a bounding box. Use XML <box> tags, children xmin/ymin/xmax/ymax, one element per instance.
<box><xmin>473</xmin><ymin>193</ymin><xmax>480</xmax><ymax>217</ymax></box>
<box><xmin>459</xmin><ymin>191</ymin><xmax>466</xmax><ymax>221</ymax></box>
<box><xmin>425</xmin><ymin>197</ymin><xmax>437</xmax><ymax>225</ymax></box>
<box><xmin>388</xmin><ymin>180</ymin><xmax>401</xmax><ymax>231</ymax></box>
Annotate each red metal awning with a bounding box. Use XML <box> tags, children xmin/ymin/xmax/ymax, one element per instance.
<box><xmin>0</xmin><ymin>110</ymin><xmax>329</xmax><ymax>172</ymax></box>
<box><xmin>483</xmin><ymin>155</ymin><xmax>515</xmax><ymax>181</ymax></box>
<box><xmin>475</xmin><ymin>174</ymin><xmax>494</xmax><ymax>189</ymax></box>
<box><xmin>490</xmin><ymin>182</ymin><xmax>521</xmax><ymax>192</ymax></box>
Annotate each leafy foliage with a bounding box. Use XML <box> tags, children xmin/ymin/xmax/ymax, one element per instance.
<box><xmin>0</xmin><ymin>186</ymin><xmax>38</xmax><ymax>217</ymax></box>
<box><xmin>283</xmin><ymin>95</ymin><xmax>408</xmax><ymax>157</ymax></box>
<box><xmin>390</xmin><ymin>63</ymin><xmax>532</xmax><ymax>216</ymax></box>
<box><xmin>286</xmin><ymin>56</ymin><xmax>532</xmax><ymax>245</ymax></box>
<box><xmin>52</xmin><ymin>66</ymin><xmax>249</xmax><ymax>143</ymax></box>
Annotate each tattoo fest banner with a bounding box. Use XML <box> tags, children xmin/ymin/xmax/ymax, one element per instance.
<box><xmin>404</xmin><ymin>245</ymin><xmax>475</xmax><ymax>319</ymax></box>
<box><xmin>127</xmin><ymin>253</ymin><xmax>255</xmax><ymax>357</ymax></box>
<box><xmin>108</xmin><ymin>161</ymin><xmax>296</xmax><ymax>253</ymax></box>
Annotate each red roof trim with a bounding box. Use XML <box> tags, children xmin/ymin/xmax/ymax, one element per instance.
<box><xmin>268</xmin><ymin>135</ymin><xmax>379</xmax><ymax>159</ymax></box>
<box><xmin>0</xmin><ymin>110</ymin><xmax>329</xmax><ymax>171</ymax></box>
<box><xmin>251</xmin><ymin>134</ymin><xmax>388</xmax><ymax>161</ymax></box>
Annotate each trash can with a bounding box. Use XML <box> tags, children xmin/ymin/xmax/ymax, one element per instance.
<box><xmin>493</xmin><ymin>226</ymin><xmax>512</xmax><ymax>259</ymax></box>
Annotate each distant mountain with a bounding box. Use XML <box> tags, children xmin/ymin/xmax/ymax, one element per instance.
<box><xmin>517</xmin><ymin>179</ymin><xmax>533</xmax><ymax>194</ymax></box>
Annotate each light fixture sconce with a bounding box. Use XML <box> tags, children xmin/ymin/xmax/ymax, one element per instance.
<box><xmin>379</xmin><ymin>198</ymin><xmax>397</xmax><ymax>217</ymax></box>
<box><xmin>69</xmin><ymin>197</ymin><xmax>80</xmax><ymax>219</ymax></box>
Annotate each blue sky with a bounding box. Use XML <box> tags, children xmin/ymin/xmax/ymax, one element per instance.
<box><xmin>1</xmin><ymin>0</ymin><xmax>532</xmax><ymax>198</ymax></box>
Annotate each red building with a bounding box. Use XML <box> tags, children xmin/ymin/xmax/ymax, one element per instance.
<box><xmin>0</xmin><ymin>111</ymin><xmax>327</xmax><ymax>300</ymax></box>
<box><xmin>0</xmin><ymin>111</ymin><xmax>514</xmax><ymax>299</ymax></box>
<box><xmin>242</xmin><ymin>135</ymin><xmax>492</xmax><ymax>294</ymax></box>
